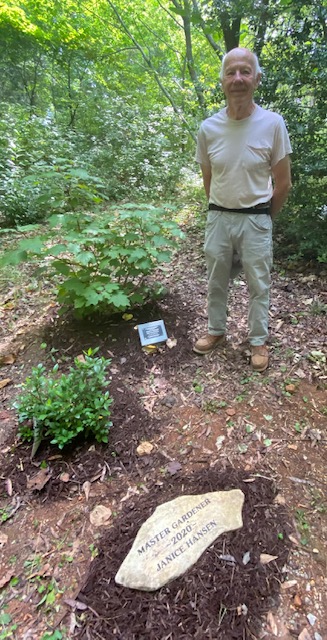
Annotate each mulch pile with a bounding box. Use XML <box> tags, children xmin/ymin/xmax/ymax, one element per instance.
<box><xmin>77</xmin><ymin>468</ymin><xmax>292</xmax><ymax>640</ymax></box>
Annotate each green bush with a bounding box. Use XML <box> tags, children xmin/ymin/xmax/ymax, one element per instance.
<box><xmin>1</xmin><ymin>203</ymin><xmax>184</xmax><ymax>315</ymax></box>
<box><xmin>14</xmin><ymin>348</ymin><xmax>113</xmax><ymax>453</ymax></box>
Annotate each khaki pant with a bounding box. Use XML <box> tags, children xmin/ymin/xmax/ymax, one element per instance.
<box><xmin>204</xmin><ymin>210</ymin><xmax>273</xmax><ymax>346</ymax></box>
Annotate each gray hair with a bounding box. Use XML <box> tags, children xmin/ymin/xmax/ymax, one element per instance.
<box><xmin>220</xmin><ymin>49</ymin><xmax>262</xmax><ymax>80</ymax></box>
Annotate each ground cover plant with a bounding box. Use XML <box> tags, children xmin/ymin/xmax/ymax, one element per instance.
<box><xmin>14</xmin><ymin>348</ymin><xmax>113</xmax><ymax>454</ymax></box>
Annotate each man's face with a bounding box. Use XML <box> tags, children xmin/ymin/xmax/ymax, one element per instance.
<box><xmin>221</xmin><ymin>50</ymin><xmax>260</xmax><ymax>100</ymax></box>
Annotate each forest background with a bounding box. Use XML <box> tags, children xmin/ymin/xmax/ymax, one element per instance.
<box><xmin>0</xmin><ymin>0</ymin><xmax>326</xmax><ymax>269</ymax></box>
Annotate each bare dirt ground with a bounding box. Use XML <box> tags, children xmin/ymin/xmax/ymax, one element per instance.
<box><xmin>0</xmin><ymin>222</ymin><xmax>326</xmax><ymax>639</ymax></box>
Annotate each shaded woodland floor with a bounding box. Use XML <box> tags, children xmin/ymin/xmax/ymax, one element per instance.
<box><xmin>0</xmin><ymin>223</ymin><xmax>326</xmax><ymax>639</ymax></box>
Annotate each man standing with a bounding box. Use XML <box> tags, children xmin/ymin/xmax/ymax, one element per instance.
<box><xmin>194</xmin><ymin>47</ymin><xmax>292</xmax><ymax>372</ymax></box>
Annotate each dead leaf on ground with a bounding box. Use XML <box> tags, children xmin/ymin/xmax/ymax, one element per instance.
<box><xmin>143</xmin><ymin>398</ymin><xmax>156</xmax><ymax>414</ymax></box>
<box><xmin>83</xmin><ymin>481</ymin><xmax>91</xmax><ymax>501</ymax></box>
<box><xmin>225</xmin><ymin>407</ymin><xmax>236</xmax><ymax>417</ymax></box>
<box><xmin>285</xmin><ymin>383</ymin><xmax>296</xmax><ymax>393</ymax></box>
<box><xmin>281</xmin><ymin>579</ymin><xmax>298</xmax><ymax>590</ymax></box>
<box><xmin>0</xmin><ymin>569</ymin><xmax>15</xmax><ymax>589</ymax></box>
<box><xmin>165</xmin><ymin>460</ymin><xmax>182</xmax><ymax>475</ymax></box>
<box><xmin>298</xmin><ymin>628</ymin><xmax>312</xmax><ymax>640</ymax></box>
<box><xmin>275</xmin><ymin>319</ymin><xmax>284</xmax><ymax>332</ymax></box>
<box><xmin>0</xmin><ymin>532</ymin><xmax>8</xmax><ymax>548</ymax></box>
<box><xmin>90</xmin><ymin>505</ymin><xmax>112</xmax><ymax>527</ymax></box>
<box><xmin>293</xmin><ymin>594</ymin><xmax>302</xmax><ymax>608</ymax></box>
<box><xmin>75</xmin><ymin>354</ymin><xmax>85</xmax><ymax>363</ymax></box>
<box><xmin>0</xmin><ymin>353</ymin><xmax>16</xmax><ymax>366</ymax></box>
<box><xmin>142</xmin><ymin>345</ymin><xmax>157</xmax><ymax>354</ymax></box>
<box><xmin>5</xmin><ymin>478</ymin><xmax>13</xmax><ymax>497</ymax></box>
<box><xmin>260</xmin><ymin>553</ymin><xmax>278</xmax><ymax>565</ymax></box>
<box><xmin>166</xmin><ymin>337</ymin><xmax>177</xmax><ymax>349</ymax></box>
<box><xmin>274</xmin><ymin>494</ymin><xmax>286</xmax><ymax>505</ymax></box>
<box><xmin>0</xmin><ymin>378</ymin><xmax>11</xmax><ymax>389</ymax></box>
<box><xmin>60</xmin><ymin>472</ymin><xmax>70</xmax><ymax>483</ymax></box>
<box><xmin>294</xmin><ymin>368</ymin><xmax>306</xmax><ymax>379</ymax></box>
<box><xmin>136</xmin><ymin>441</ymin><xmax>154</xmax><ymax>456</ymax></box>
<box><xmin>27</xmin><ymin>467</ymin><xmax>52</xmax><ymax>491</ymax></box>
<box><xmin>266</xmin><ymin>610</ymin><xmax>278</xmax><ymax>635</ymax></box>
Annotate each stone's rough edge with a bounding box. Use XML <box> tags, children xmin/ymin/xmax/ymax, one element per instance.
<box><xmin>115</xmin><ymin>489</ymin><xmax>245</xmax><ymax>591</ymax></box>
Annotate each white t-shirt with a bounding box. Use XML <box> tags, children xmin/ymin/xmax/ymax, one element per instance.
<box><xmin>196</xmin><ymin>105</ymin><xmax>292</xmax><ymax>209</ymax></box>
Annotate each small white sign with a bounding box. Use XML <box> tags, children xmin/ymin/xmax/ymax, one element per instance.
<box><xmin>138</xmin><ymin>320</ymin><xmax>168</xmax><ymax>346</ymax></box>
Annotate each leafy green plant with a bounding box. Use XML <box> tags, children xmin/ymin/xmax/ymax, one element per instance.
<box><xmin>40</xmin><ymin>632</ymin><xmax>63</xmax><ymax>640</ymax></box>
<box><xmin>1</xmin><ymin>203</ymin><xmax>184</xmax><ymax>316</ymax></box>
<box><xmin>0</xmin><ymin>613</ymin><xmax>17</xmax><ymax>639</ymax></box>
<box><xmin>14</xmin><ymin>348</ymin><xmax>112</xmax><ymax>453</ymax></box>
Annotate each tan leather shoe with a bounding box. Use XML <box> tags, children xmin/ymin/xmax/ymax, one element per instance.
<box><xmin>193</xmin><ymin>334</ymin><xmax>225</xmax><ymax>355</ymax></box>
<box><xmin>251</xmin><ymin>345</ymin><xmax>269</xmax><ymax>372</ymax></box>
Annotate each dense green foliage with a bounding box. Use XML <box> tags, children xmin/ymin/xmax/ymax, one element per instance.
<box><xmin>14</xmin><ymin>348</ymin><xmax>113</xmax><ymax>451</ymax></box>
<box><xmin>0</xmin><ymin>0</ymin><xmax>326</xmax><ymax>262</ymax></box>
<box><xmin>1</xmin><ymin>203</ymin><xmax>183</xmax><ymax>315</ymax></box>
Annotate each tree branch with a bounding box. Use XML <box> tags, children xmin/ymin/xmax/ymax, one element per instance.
<box><xmin>106</xmin><ymin>0</ymin><xmax>196</xmax><ymax>142</ymax></box>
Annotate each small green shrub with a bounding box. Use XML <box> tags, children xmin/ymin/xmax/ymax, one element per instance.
<box><xmin>14</xmin><ymin>348</ymin><xmax>112</xmax><ymax>453</ymax></box>
<box><xmin>1</xmin><ymin>203</ymin><xmax>184</xmax><ymax>315</ymax></box>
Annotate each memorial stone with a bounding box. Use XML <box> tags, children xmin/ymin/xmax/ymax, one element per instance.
<box><xmin>115</xmin><ymin>489</ymin><xmax>244</xmax><ymax>591</ymax></box>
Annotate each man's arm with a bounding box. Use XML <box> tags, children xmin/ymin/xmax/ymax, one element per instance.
<box><xmin>200</xmin><ymin>164</ymin><xmax>212</xmax><ymax>200</ymax></box>
<box><xmin>270</xmin><ymin>155</ymin><xmax>292</xmax><ymax>219</ymax></box>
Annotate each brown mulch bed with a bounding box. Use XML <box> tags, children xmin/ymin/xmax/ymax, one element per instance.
<box><xmin>77</xmin><ymin>468</ymin><xmax>292</xmax><ymax>640</ymax></box>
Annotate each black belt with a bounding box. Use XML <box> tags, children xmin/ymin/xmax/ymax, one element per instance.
<box><xmin>209</xmin><ymin>202</ymin><xmax>270</xmax><ymax>215</ymax></box>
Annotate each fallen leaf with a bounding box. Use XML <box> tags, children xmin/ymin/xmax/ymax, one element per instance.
<box><xmin>142</xmin><ymin>345</ymin><xmax>158</xmax><ymax>354</ymax></box>
<box><xmin>83</xmin><ymin>480</ymin><xmax>91</xmax><ymax>501</ymax></box>
<box><xmin>60</xmin><ymin>472</ymin><xmax>70</xmax><ymax>483</ymax></box>
<box><xmin>0</xmin><ymin>532</ymin><xmax>8</xmax><ymax>548</ymax></box>
<box><xmin>294</xmin><ymin>368</ymin><xmax>306</xmax><ymax>379</ymax></box>
<box><xmin>285</xmin><ymin>383</ymin><xmax>296</xmax><ymax>393</ymax></box>
<box><xmin>242</xmin><ymin>551</ymin><xmax>251</xmax><ymax>565</ymax></box>
<box><xmin>90</xmin><ymin>505</ymin><xmax>112</xmax><ymax>526</ymax></box>
<box><xmin>260</xmin><ymin>553</ymin><xmax>278</xmax><ymax>565</ymax></box>
<box><xmin>27</xmin><ymin>467</ymin><xmax>52</xmax><ymax>491</ymax></box>
<box><xmin>136</xmin><ymin>441</ymin><xmax>154</xmax><ymax>456</ymax></box>
<box><xmin>5</xmin><ymin>479</ymin><xmax>13</xmax><ymax>497</ymax></box>
<box><xmin>293</xmin><ymin>594</ymin><xmax>302</xmax><ymax>607</ymax></box>
<box><xmin>0</xmin><ymin>569</ymin><xmax>15</xmax><ymax>589</ymax></box>
<box><xmin>166</xmin><ymin>337</ymin><xmax>177</xmax><ymax>349</ymax></box>
<box><xmin>122</xmin><ymin>313</ymin><xmax>133</xmax><ymax>321</ymax></box>
<box><xmin>215</xmin><ymin>435</ymin><xmax>225</xmax><ymax>450</ymax></box>
<box><xmin>143</xmin><ymin>398</ymin><xmax>156</xmax><ymax>414</ymax></box>
<box><xmin>75</xmin><ymin>354</ymin><xmax>85</xmax><ymax>363</ymax></box>
<box><xmin>281</xmin><ymin>579</ymin><xmax>297</xmax><ymax>590</ymax></box>
<box><xmin>0</xmin><ymin>378</ymin><xmax>11</xmax><ymax>389</ymax></box>
<box><xmin>298</xmin><ymin>628</ymin><xmax>311</xmax><ymax>640</ymax></box>
<box><xmin>274</xmin><ymin>494</ymin><xmax>286</xmax><ymax>505</ymax></box>
<box><xmin>266</xmin><ymin>611</ymin><xmax>278</xmax><ymax>636</ymax></box>
<box><xmin>0</xmin><ymin>354</ymin><xmax>16</xmax><ymax>366</ymax></box>
<box><xmin>166</xmin><ymin>460</ymin><xmax>182</xmax><ymax>475</ymax></box>
<box><xmin>226</xmin><ymin>407</ymin><xmax>236</xmax><ymax>417</ymax></box>
<box><xmin>275</xmin><ymin>319</ymin><xmax>284</xmax><ymax>331</ymax></box>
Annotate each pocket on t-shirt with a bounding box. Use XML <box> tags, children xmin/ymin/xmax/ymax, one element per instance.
<box><xmin>246</xmin><ymin>145</ymin><xmax>271</xmax><ymax>165</ymax></box>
